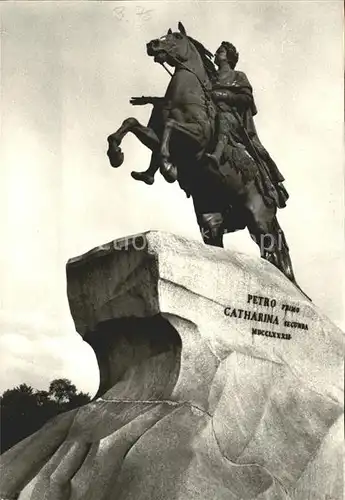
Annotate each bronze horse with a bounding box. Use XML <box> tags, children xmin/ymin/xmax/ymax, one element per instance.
<box><xmin>107</xmin><ymin>23</ymin><xmax>308</xmax><ymax>297</ymax></box>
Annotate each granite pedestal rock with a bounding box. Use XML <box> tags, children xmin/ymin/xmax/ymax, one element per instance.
<box><xmin>1</xmin><ymin>231</ymin><xmax>343</xmax><ymax>500</ymax></box>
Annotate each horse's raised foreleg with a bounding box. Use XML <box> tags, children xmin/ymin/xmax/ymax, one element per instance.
<box><xmin>160</xmin><ymin>119</ymin><xmax>203</xmax><ymax>183</ymax></box>
<box><xmin>107</xmin><ymin>118</ymin><xmax>160</xmax><ymax>169</ymax></box>
<box><xmin>108</xmin><ymin>118</ymin><xmax>159</xmax><ymax>149</ymax></box>
<box><xmin>159</xmin><ymin>119</ymin><xmax>178</xmax><ymax>183</ymax></box>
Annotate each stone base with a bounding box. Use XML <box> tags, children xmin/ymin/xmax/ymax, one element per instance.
<box><xmin>1</xmin><ymin>231</ymin><xmax>343</xmax><ymax>500</ymax></box>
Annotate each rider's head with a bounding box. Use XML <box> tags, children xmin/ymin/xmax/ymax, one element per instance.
<box><xmin>215</xmin><ymin>42</ymin><xmax>239</xmax><ymax>69</ymax></box>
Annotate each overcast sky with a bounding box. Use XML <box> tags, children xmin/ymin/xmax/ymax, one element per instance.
<box><xmin>0</xmin><ymin>1</ymin><xmax>343</xmax><ymax>396</ymax></box>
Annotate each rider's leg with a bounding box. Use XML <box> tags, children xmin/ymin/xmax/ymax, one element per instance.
<box><xmin>205</xmin><ymin>133</ymin><xmax>229</xmax><ymax>168</ymax></box>
<box><xmin>205</xmin><ymin>112</ymin><xmax>231</xmax><ymax>168</ymax></box>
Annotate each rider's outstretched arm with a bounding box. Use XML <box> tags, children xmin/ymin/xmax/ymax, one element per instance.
<box><xmin>130</xmin><ymin>96</ymin><xmax>164</xmax><ymax>106</ymax></box>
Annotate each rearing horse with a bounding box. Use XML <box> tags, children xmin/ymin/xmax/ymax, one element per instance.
<box><xmin>107</xmin><ymin>23</ymin><xmax>307</xmax><ymax>297</ymax></box>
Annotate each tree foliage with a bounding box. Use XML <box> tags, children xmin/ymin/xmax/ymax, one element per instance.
<box><xmin>0</xmin><ymin>379</ymin><xmax>91</xmax><ymax>453</ymax></box>
<box><xmin>49</xmin><ymin>378</ymin><xmax>77</xmax><ymax>404</ymax></box>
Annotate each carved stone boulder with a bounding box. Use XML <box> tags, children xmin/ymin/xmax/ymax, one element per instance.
<box><xmin>0</xmin><ymin>231</ymin><xmax>343</xmax><ymax>500</ymax></box>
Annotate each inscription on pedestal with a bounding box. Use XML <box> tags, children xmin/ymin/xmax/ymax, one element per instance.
<box><xmin>224</xmin><ymin>293</ymin><xmax>309</xmax><ymax>340</ymax></box>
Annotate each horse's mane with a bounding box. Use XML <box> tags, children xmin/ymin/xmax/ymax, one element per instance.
<box><xmin>187</xmin><ymin>36</ymin><xmax>218</xmax><ymax>82</ymax></box>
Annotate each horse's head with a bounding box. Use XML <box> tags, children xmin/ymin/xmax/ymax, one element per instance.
<box><xmin>147</xmin><ymin>22</ymin><xmax>191</xmax><ymax>66</ymax></box>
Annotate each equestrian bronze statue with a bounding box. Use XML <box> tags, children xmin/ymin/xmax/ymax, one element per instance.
<box><xmin>107</xmin><ymin>22</ymin><xmax>309</xmax><ymax>298</ymax></box>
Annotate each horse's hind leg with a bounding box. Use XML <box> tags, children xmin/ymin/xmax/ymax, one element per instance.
<box><xmin>198</xmin><ymin>213</ymin><xmax>224</xmax><ymax>248</ymax></box>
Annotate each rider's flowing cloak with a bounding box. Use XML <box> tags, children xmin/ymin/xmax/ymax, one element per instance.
<box><xmin>219</xmin><ymin>71</ymin><xmax>289</xmax><ymax>209</ymax></box>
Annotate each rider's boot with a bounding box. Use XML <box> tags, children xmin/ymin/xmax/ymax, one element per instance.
<box><xmin>160</xmin><ymin>159</ymin><xmax>178</xmax><ymax>183</ymax></box>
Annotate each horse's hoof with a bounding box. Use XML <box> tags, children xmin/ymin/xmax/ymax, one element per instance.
<box><xmin>107</xmin><ymin>145</ymin><xmax>124</xmax><ymax>168</ymax></box>
<box><xmin>131</xmin><ymin>171</ymin><xmax>155</xmax><ymax>185</ymax></box>
<box><xmin>160</xmin><ymin>162</ymin><xmax>177</xmax><ymax>183</ymax></box>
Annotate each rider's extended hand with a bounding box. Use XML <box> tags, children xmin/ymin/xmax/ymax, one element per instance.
<box><xmin>130</xmin><ymin>96</ymin><xmax>152</xmax><ymax>106</ymax></box>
